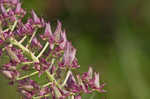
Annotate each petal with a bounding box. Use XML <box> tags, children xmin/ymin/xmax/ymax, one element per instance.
<box><xmin>0</xmin><ymin>4</ymin><xmax>7</xmax><ymax>17</ymax></box>
<box><xmin>1</xmin><ymin>70</ymin><xmax>13</xmax><ymax>79</ymax></box>
<box><xmin>59</xmin><ymin>30</ymin><xmax>67</xmax><ymax>49</ymax></box>
<box><xmin>54</xmin><ymin>20</ymin><xmax>62</xmax><ymax>42</ymax></box>
<box><xmin>31</xmin><ymin>37</ymin><xmax>43</xmax><ymax>49</ymax></box>
<box><xmin>71</xmin><ymin>58</ymin><xmax>80</xmax><ymax>68</ymax></box>
<box><xmin>88</xmin><ymin>67</ymin><xmax>93</xmax><ymax>79</ymax></box>
<box><xmin>31</xmin><ymin>10</ymin><xmax>41</xmax><ymax>24</ymax></box>
<box><xmin>94</xmin><ymin>72</ymin><xmax>100</xmax><ymax>88</ymax></box>
<box><xmin>45</xmin><ymin>23</ymin><xmax>52</xmax><ymax>37</ymax></box>
<box><xmin>11</xmin><ymin>0</ymin><xmax>19</xmax><ymax>4</ymax></box>
<box><xmin>15</xmin><ymin>3</ymin><xmax>21</xmax><ymax>14</ymax></box>
<box><xmin>63</xmin><ymin>42</ymin><xmax>76</xmax><ymax>66</ymax></box>
<box><xmin>41</xmin><ymin>23</ymin><xmax>53</xmax><ymax>41</ymax></box>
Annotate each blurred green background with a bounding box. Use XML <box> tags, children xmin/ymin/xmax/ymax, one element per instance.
<box><xmin>1</xmin><ymin>0</ymin><xmax>150</xmax><ymax>99</ymax></box>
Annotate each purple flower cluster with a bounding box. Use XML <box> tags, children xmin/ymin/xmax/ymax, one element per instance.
<box><xmin>0</xmin><ymin>0</ymin><xmax>105</xmax><ymax>99</ymax></box>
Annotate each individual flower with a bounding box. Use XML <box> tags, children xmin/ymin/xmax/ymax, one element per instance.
<box><xmin>40</xmin><ymin>22</ymin><xmax>54</xmax><ymax>49</ymax></box>
<box><xmin>31</xmin><ymin>10</ymin><xmax>43</xmax><ymax>27</ymax></box>
<box><xmin>31</xmin><ymin>37</ymin><xmax>43</xmax><ymax>49</ymax></box>
<box><xmin>59</xmin><ymin>42</ymin><xmax>80</xmax><ymax>69</ymax></box>
<box><xmin>18</xmin><ymin>78</ymin><xmax>40</xmax><ymax>98</ymax></box>
<box><xmin>1</xmin><ymin>68</ymin><xmax>19</xmax><ymax>80</ymax></box>
<box><xmin>65</xmin><ymin>72</ymin><xmax>81</xmax><ymax>93</ymax></box>
<box><xmin>53</xmin><ymin>20</ymin><xmax>63</xmax><ymax>43</ymax></box>
<box><xmin>53</xmin><ymin>21</ymin><xmax>67</xmax><ymax>49</ymax></box>
<box><xmin>16</xmin><ymin>18</ymin><xmax>34</xmax><ymax>36</ymax></box>
<box><xmin>59</xmin><ymin>30</ymin><xmax>67</xmax><ymax>49</ymax></box>
<box><xmin>15</xmin><ymin>3</ymin><xmax>26</xmax><ymax>17</ymax></box>
<box><xmin>34</xmin><ymin>58</ymin><xmax>51</xmax><ymax>76</ymax></box>
<box><xmin>81</xmin><ymin>67</ymin><xmax>106</xmax><ymax>93</ymax></box>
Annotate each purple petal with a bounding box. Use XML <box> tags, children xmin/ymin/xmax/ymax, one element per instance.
<box><xmin>31</xmin><ymin>37</ymin><xmax>43</xmax><ymax>49</ymax></box>
<box><xmin>41</xmin><ymin>18</ymin><xmax>45</xmax><ymax>27</ymax></box>
<box><xmin>94</xmin><ymin>72</ymin><xmax>100</xmax><ymax>88</ymax></box>
<box><xmin>63</xmin><ymin>42</ymin><xmax>76</xmax><ymax>66</ymax></box>
<box><xmin>31</xmin><ymin>10</ymin><xmax>41</xmax><ymax>24</ymax></box>
<box><xmin>54</xmin><ymin>20</ymin><xmax>62</xmax><ymax>42</ymax></box>
<box><xmin>72</xmin><ymin>58</ymin><xmax>80</xmax><ymax>68</ymax></box>
<box><xmin>11</xmin><ymin>0</ymin><xmax>19</xmax><ymax>4</ymax></box>
<box><xmin>76</xmin><ymin>75</ymin><xmax>89</xmax><ymax>93</ymax></box>
<box><xmin>67</xmin><ymin>72</ymin><xmax>76</xmax><ymax>86</ymax></box>
<box><xmin>42</xmin><ymin>23</ymin><xmax>55</xmax><ymax>49</ymax></box>
<box><xmin>59</xmin><ymin>30</ymin><xmax>67</xmax><ymax>49</ymax></box>
<box><xmin>40</xmin><ymin>23</ymin><xmax>53</xmax><ymax>41</ymax></box>
<box><xmin>15</xmin><ymin>3</ymin><xmax>21</xmax><ymax>14</ymax></box>
<box><xmin>0</xmin><ymin>4</ymin><xmax>8</xmax><ymax>17</ymax></box>
<box><xmin>44</xmin><ymin>23</ymin><xmax>53</xmax><ymax>37</ymax></box>
<box><xmin>1</xmin><ymin>70</ymin><xmax>13</xmax><ymax>79</ymax></box>
<box><xmin>82</xmin><ymin>67</ymin><xmax>93</xmax><ymax>81</ymax></box>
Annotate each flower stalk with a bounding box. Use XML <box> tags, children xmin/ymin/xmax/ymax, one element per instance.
<box><xmin>9</xmin><ymin>37</ymin><xmax>39</xmax><ymax>62</ymax></box>
<box><xmin>26</xmin><ymin>29</ymin><xmax>37</xmax><ymax>48</ymax></box>
<box><xmin>16</xmin><ymin>71</ymin><xmax>39</xmax><ymax>81</ymax></box>
<box><xmin>37</xmin><ymin>42</ymin><xmax>49</xmax><ymax>58</ymax></box>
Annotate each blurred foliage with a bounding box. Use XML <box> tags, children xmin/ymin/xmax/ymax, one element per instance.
<box><xmin>1</xmin><ymin>0</ymin><xmax>150</xmax><ymax>99</ymax></box>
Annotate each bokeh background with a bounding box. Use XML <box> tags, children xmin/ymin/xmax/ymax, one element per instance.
<box><xmin>1</xmin><ymin>0</ymin><xmax>150</xmax><ymax>99</ymax></box>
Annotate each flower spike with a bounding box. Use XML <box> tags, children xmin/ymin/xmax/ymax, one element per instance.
<box><xmin>0</xmin><ymin>0</ymin><xmax>105</xmax><ymax>99</ymax></box>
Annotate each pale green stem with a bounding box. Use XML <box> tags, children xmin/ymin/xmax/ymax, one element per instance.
<box><xmin>61</xmin><ymin>70</ymin><xmax>72</xmax><ymax>87</ymax></box>
<box><xmin>21</xmin><ymin>61</ymin><xmax>34</xmax><ymax>65</ymax></box>
<box><xmin>3</xmin><ymin>28</ymin><xmax>9</xmax><ymax>32</ymax></box>
<box><xmin>48</xmin><ymin>58</ymin><xmax>55</xmax><ymax>70</ymax></box>
<box><xmin>9</xmin><ymin>38</ymin><xmax>40</xmax><ymax>80</ymax></box>
<box><xmin>11</xmin><ymin>20</ymin><xmax>18</xmax><ymax>32</ymax></box>
<box><xmin>33</xmin><ymin>94</ymin><xmax>51</xmax><ymax>99</ymax></box>
<box><xmin>9</xmin><ymin>37</ymin><xmax>61</xmax><ymax>89</ymax></box>
<box><xmin>71</xmin><ymin>95</ymin><xmax>74</xmax><ymax>99</ymax></box>
<box><xmin>19</xmin><ymin>35</ymin><xmax>27</xmax><ymax>44</ymax></box>
<box><xmin>45</xmin><ymin>70</ymin><xmax>61</xmax><ymax>89</ymax></box>
<box><xmin>16</xmin><ymin>71</ymin><xmax>39</xmax><ymax>80</ymax></box>
<box><xmin>37</xmin><ymin>42</ymin><xmax>49</xmax><ymax>59</ymax></box>
<box><xmin>46</xmin><ymin>71</ymin><xmax>56</xmax><ymax>83</ymax></box>
<box><xmin>16</xmin><ymin>61</ymin><xmax>34</xmax><ymax>70</ymax></box>
<box><xmin>42</xmin><ymin>82</ymin><xmax>52</xmax><ymax>88</ymax></box>
<box><xmin>26</xmin><ymin>29</ymin><xmax>37</xmax><ymax>48</ymax></box>
<box><xmin>9</xmin><ymin>37</ymin><xmax>39</xmax><ymax>62</ymax></box>
<box><xmin>9</xmin><ymin>36</ymin><xmax>62</xmax><ymax>99</ymax></box>
<box><xmin>45</xmin><ymin>58</ymin><xmax>60</xmax><ymax>88</ymax></box>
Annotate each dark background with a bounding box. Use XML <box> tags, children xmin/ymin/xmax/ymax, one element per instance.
<box><xmin>0</xmin><ymin>0</ymin><xmax>150</xmax><ymax>99</ymax></box>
